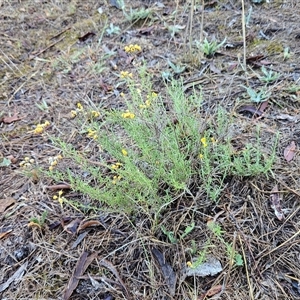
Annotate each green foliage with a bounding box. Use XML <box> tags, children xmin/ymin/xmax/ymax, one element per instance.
<box><xmin>124</xmin><ymin>7</ymin><xmax>152</xmax><ymax>22</ymax></box>
<box><xmin>258</xmin><ymin>66</ymin><xmax>280</xmax><ymax>83</ymax></box>
<box><xmin>161</xmin><ymin>226</ymin><xmax>177</xmax><ymax>244</ymax></box>
<box><xmin>208</xmin><ymin>221</ymin><xmax>244</xmax><ymax>267</ymax></box>
<box><xmin>30</xmin><ymin>211</ymin><xmax>48</xmax><ymax>227</ymax></box>
<box><xmin>161</xmin><ymin>222</ymin><xmax>195</xmax><ymax>244</ymax></box>
<box><xmin>167</xmin><ymin>60</ymin><xmax>185</xmax><ymax>74</ymax></box>
<box><xmin>283</xmin><ymin>47</ymin><xmax>290</xmax><ymax>60</ymax></box>
<box><xmin>47</xmin><ymin>69</ymin><xmax>277</xmax><ymax>214</ymax></box>
<box><xmin>196</xmin><ymin>38</ymin><xmax>226</xmax><ymax>57</ymax></box>
<box><xmin>242</xmin><ymin>85</ymin><xmax>271</xmax><ymax>103</ymax></box>
<box><xmin>106</xmin><ymin>23</ymin><xmax>121</xmax><ymax>36</ymax></box>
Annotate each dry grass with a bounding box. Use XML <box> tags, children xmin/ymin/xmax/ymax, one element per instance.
<box><xmin>1</xmin><ymin>0</ymin><xmax>300</xmax><ymax>299</ymax></box>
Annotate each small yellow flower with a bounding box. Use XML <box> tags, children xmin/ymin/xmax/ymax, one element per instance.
<box><xmin>53</xmin><ymin>190</ymin><xmax>65</xmax><ymax>207</ymax></box>
<box><xmin>147</xmin><ymin>92</ymin><xmax>158</xmax><ymax>100</ymax></box>
<box><xmin>201</xmin><ymin>137</ymin><xmax>208</xmax><ymax>148</ymax></box>
<box><xmin>77</xmin><ymin>102</ymin><xmax>83</xmax><ymax>110</ymax></box>
<box><xmin>32</xmin><ymin>121</ymin><xmax>50</xmax><ymax>134</ymax></box>
<box><xmin>120</xmin><ymin>71</ymin><xmax>133</xmax><ymax>79</ymax></box>
<box><xmin>49</xmin><ymin>166</ymin><xmax>54</xmax><ymax>171</ymax></box>
<box><xmin>71</xmin><ymin>110</ymin><xmax>77</xmax><ymax>118</ymax></box>
<box><xmin>211</xmin><ymin>137</ymin><xmax>217</xmax><ymax>144</ymax></box>
<box><xmin>124</xmin><ymin>44</ymin><xmax>141</xmax><ymax>53</ymax></box>
<box><xmin>199</xmin><ymin>153</ymin><xmax>204</xmax><ymax>160</ymax></box>
<box><xmin>50</xmin><ymin>160</ymin><xmax>58</xmax><ymax>166</ymax></box>
<box><xmin>112</xmin><ymin>175</ymin><xmax>122</xmax><ymax>184</ymax></box>
<box><xmin>121</xmin><ymin>110</ymin><xmax>135</xmax><ymax>119</ymax></box>
<box><xmin>91</xmin><ymin>111</ymin><xmax>100</xmax><ymax>118</ymax></box>
<box><xmin>140</xmin><ymin>99</ymin><xmax>151</xmax><ymax>109</ymax></box>
<box><xmin>187</xmin><ymin>261</ymin><xmax>193</xmax><ymax>268</ymax></box>
<box><xmin>120</xmin><ymin>92</ymin><xmax>125</xmax><ymax>98</ymax></box>
<box><xmin>33</xmin><ymin>124</ymin><xmax>44</xmax><ymax>134</ymax></box>
<box><xmin>121</xmin><ymin>149</ymin><xmax>128</xmax><ymax>156</ymax></box>
<box><xmin>87</xmin><ymin>129</ymin><xmax>98</xmax><ymax>140</ymax></box>
<box><xmin>111</xmin><ymin>162</ymin><xmax>122</xmax><ymax>170</ymax></box>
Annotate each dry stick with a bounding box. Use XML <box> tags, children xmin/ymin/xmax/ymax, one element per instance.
<box><xmin>200</xmin><ymin>0</ymin><xmax>204</xmax><ymax>44</ymax></box>
<box><xmin>189</xmin><ymin>0</ymin><xmax>195</xmax><ymax>55</ymax></box>
<box><xmin>250</xmin><ymin>181</ymin><xmax>300</xmax><ymax>239</ymax></box>
<box><xmin>238</xmin><ymin>234</ymin><xmax>254</xmax><ymax>300</ymax></box>
<box><xmin>257</xmin><ymin>229</ymin><xmax>300</xmax><ymax>261</ymax></box>
<box><xmin>29</xmin><ymin>36</ymin><xmax>65</xmax><ymax>60</ymax></box>
<box><xmin>223</xmin><ymin>231</ymin><xmax>237</xmax><ymax>289</ymax></box>
<box><xmin>241</xmin><ymin>0</ymin><xmax>247</xmax><ymax>73</ymax></box>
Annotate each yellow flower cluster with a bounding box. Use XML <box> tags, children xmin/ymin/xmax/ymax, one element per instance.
<box><xmin>32</xmin><ymin>120</ymin><xmax>50</xmax><ymax>134</ymax></box>
<box><xmin>19</xmin><ymin>157</ymin><xmax>35</xmax><ymax>168</ymax></box>
<box><xmin>70</xmin><ymin>103</ymin><xmax>85</xmax><ymax>118</ymax></box>
<box><xmin>201</xmin><ymin>137</ymin><xmax>208</xmax><ymax>148</ymax></box>
<box><xmin>139</xmin><ymin>92</ymin><xmax>157</xmax><ymax>109</ymax></box>
<box><xmin>112</xmin><ymin>175</ymin><xmax>122</xmax><ymax>184</ymax></box>
<box><xmin>199</xmin><ymin>137</ymin><xmax>217</xmax><ymax>159</ymax></box>
<box><xmin>120</xmin><ymin>71</ymin><xmax>133</xmax><ymax>79</ymax></box>
<box><xmin>124</xmin><ymin>44</ymin><xmax>141</xmax><ymax>53</ymax></box>
<box><xmin>111</xmin><ymin>162</ymin><xmax>122</xmax><ymax>170</ymax></box>
<box><xmin>121</xmin><ymin>149</ymin><xmax>128</xmax><ymax>156</ymax></box>
<box><xmin>186</xmin><ymin>261</ymin><xmax>194</xmax><ymax>268</ymax></box>
<box><xmin>53</xmin><ymin>190</ymin><xmax>66</xmax><ymax>207</ymax></box>
<box><xmin>139</xmin><ymin>99</ymin><xmax>151</xmax><ymax>109</ymax></box>
<box><xmin>48</xmin><ymin>155</ymin><xmax>63</xmax><ymax>171</ymax></box>
<box><xmin>91</xmin><ymin>110</ymin><xmax>100</xmax><ymax>118</ymax></box>
<box><xmin>87</xmin><ymin>129</ymin><xmax>98</xmax><ymax>140</ymax></box>
<box><xmin>121</xmin><ymin>110</ymin><xmax>135</xmax><ymax>119</ymax></box>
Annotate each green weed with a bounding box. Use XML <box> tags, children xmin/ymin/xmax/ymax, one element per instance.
<box><xmin>258</xmin><ymin>66</ymin><xmax>280</xmax><ymax>83</ymax></box>
<box><xmin>124</xmin><ymin>7</ymin><xmax>152</xmax><ymax>22</ymax></box>
<box><xmin>46</xmin><ymin>68</ymin><xmax>278</xmax><ymax>214</ymax></box>
<box><xmin>196</xmin><ymin>37</ymin><xmax>226</xmax><ymax>57</ymax></box>
<box><xmin>30</xmin><ymin>211</ymin><xmax>48</xmax><ymax>228</ymax></box>
<box><xmin>242</xmin><ymin>85</ymin><xmax>271</xmax><ymax>103</ymax></box>
<box><xmin>106</xmin><ymin>23</ymin><xmax>121</xmax><ymax>36</ymax></box>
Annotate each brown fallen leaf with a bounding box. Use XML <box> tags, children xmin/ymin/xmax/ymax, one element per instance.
<box><xmin>2</xmin><ymin>110</ymin><xmax>24</xmax><ymax>124</ymax></box>
<box><xmin>284</xmin><ymin>141</ymin><xmax>296</xmax><ymax>162</ymax></box>
<box><xmin>45</xmin><ymin>183</ymin><xmax>71</xmax><ymax>191</ymax></box>
<box><xmin>237</xmin><ymin>105</ymin><xmax>263</xmax><ymax>117</ymax></box>
<box><xmin>62</xmin><ymin>218</ymin><xmax>81</xmax><ymax>235</ymax></box>
<box><xmin>77</xmin><ymin>220</ymin><xmax>102</xmax><ymax>233</ymax></box>
<box><xmin>0</xmin><ymin>197</ymin><xmax>16</xmax><ymax>213</ymax></box>
<box><xmin>63</xmin><ymin>252</ymin><xmax>97</xmax><ymax>300</ymax></box>
<box><xmin>0</xmin><ymin>229</ymin><xmax>13</xmax><ymax>239</ymax></box>
<box><xmin>206</xmin><ymin>284</ymin><xmax>222</xmax><ymax>296</ymax></box>
<box><xmin>259</xmin><ymin>100</ymin><xmax>268</xmax><ymax>113</ymax></box>
<box><xmin>7</xmin><ymin>155</ymin><xmax>18</xmax><ymax>164</ymax></box>
<box><xmin>78</xmin><ymin>32</ymin><xmax>95</xmax><ymax>43</ymax></box>
<box><xmin>198</xmin><ymin>284</ymin><xmax>223</xmax><ymax>299</ymax></box>
<box><xmin>100</xmin><ymin>259</ymin><xmax>129</xmax><ymax>297</ymax></box>
<box><xmin>151</xmin><ymin>247</ymin><xmax>176</xmax><ymax>296</ymax></box>
<box><xmin>270</xmin><ymin>185</ymin><xmax>284</xmax><ymax>221</ymax></box>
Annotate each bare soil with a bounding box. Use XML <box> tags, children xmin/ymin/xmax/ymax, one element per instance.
<box><xmin>1</xmin><ymin>0</ymin><xmax>300</xmax><ymax>299</ymax></box>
